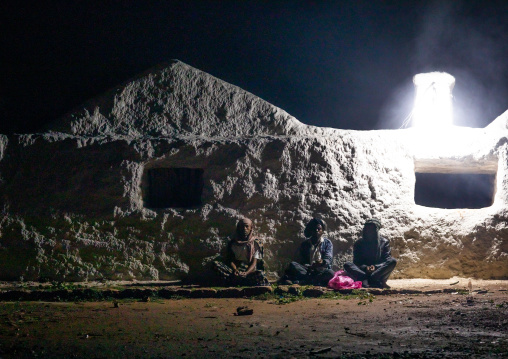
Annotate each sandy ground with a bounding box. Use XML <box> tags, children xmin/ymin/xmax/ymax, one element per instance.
<box><xmin>385</xmin><ymin>277</ymin><xmax>508</xmax><ymax>291</ymax></box>
<box><xmin>0</xmin><ymin>280</ymin><xmax>507</xmax><ymax>358</ymax></box>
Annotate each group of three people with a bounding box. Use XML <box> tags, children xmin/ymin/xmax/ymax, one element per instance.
<box><xmin>212</xmin><ymin>217</ymin><xmax>397</xmax><ymax>289</ymax></box>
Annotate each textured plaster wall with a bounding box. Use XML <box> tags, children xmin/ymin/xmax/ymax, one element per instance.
<box><xmin>0</xmin><ymin>60</ymin><xmax>506</xmax><ymax>281</ymax></box>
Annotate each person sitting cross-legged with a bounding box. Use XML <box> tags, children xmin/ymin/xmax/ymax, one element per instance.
<box><xmin>212</xmin><ymin>218</ymin><xmax>269</xmax><ymax>286</ymax></box>
<box><xmin>344</xmin><ymin>218</ymin><xmax>397</xmax><ymax>289</ymax></box>
<box><xmin>280</xmin><ymin>218</ymin><xmax>335</xmax><ymax>287</ymax></box>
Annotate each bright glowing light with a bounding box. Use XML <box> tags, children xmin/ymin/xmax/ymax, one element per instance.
<box><xmin>412</xmin><ymin>72</ymin><xmax>455</xmax><ymax>128</ymax></box>
<box><xmin>408</xmin><ymin>125</ymin><xmax>484</xmax><ymax>159</ymax></box>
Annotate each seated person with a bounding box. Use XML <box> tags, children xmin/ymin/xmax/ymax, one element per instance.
<box><xmin>212</xmin><ymin>218</ymin><xmax>269</xmax><ymax>286</ymax></box>
<box><xmin>281</xmin><ymin>218</ymin><xmax>335</xmax><ymax>286</ymax></box>
<box><xmin>344</xmin><ymin>218</ymin><xmax>397</xmax><ymax>289</ymax></box>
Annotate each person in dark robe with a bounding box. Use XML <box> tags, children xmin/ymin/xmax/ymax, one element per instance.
<box><xmin>212</xmin><ymin>218</ymin><xmax>269</xmax><ymax>286</ymax></box>
<box><xmin>280</xmin><ymin>218</ymin><xmax>335</xmax><ymax>286</ymax></box>
<box><xmin>344</xmin><ymin>218</ymin><xmax>397</xmax><ymax>289</ymax></box>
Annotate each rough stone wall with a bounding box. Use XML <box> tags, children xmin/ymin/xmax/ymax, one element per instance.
<box><xmin>0</xmin><ymin>60</ymin><xmax>506</xmax><ymax>281</ymax></box>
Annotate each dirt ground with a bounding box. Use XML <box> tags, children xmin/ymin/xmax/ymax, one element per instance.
<box><xmin>0</xmin><ymin>279</ymin><xmax>507</xmax><ymax>358</ymax></box>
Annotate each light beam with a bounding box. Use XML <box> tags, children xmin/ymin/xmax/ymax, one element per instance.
<box><xmin>412</xmin><ymin>72</ymin><xmax>455</xmax><ymax>129</ymax></box>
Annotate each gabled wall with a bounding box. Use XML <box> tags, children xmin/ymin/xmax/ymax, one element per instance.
<box><xmin>0</xmin><ymin>61</ymin><xmax>506</xmax><ymax>281</ymax></box>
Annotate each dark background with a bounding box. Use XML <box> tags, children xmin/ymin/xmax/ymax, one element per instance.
<box><xmin>1</xmin><ymin>0</ymin><xmax>507</xmax><ymax>135</ymax></box>
<box><xmin>414</xmin><ymin>173</ymin><xmax>495</xmax><ymax>209</ymax></box>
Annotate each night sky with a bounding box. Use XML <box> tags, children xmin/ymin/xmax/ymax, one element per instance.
<box><xmin>1</xmin><ymin>0</ymin><xmax>507</xmax><ymax>135</ymax></box>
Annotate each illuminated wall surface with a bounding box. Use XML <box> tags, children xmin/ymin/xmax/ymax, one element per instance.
<box><xmin>0</xmin><ymin>61</ymin><xmax>506</xmax><ymax>281</ymax></box>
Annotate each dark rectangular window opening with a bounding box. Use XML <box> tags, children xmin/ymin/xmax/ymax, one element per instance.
<box><xmin>415</xmin><ymin>172</ymin><xmax>495</xmax><ymax>209</ymax></box>
<box><xmin>147</xmin><ymin>168</ymin><xmax>204</xmax><ymax>208</ymax></box>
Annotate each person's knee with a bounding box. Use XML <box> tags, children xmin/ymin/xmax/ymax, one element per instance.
<box><xmin>287</xmin><ymin>261</ymin><xmax>299</xmax><ymax>271</ymax></box>
<box><xmin>324</xmin><ymin>269</ymin><xmax>335</xmax><ymax>280</ymax></box>
<box><xmin>387</xmin><ymin>257</ymin><xmax>397</xmax><ymax>268</ymax></box>
<box><xmin>286</xmin><ymin>261</ymin><xmax>303</xmax><ymax>277</ymax></box>
<box><xmin>344</xmin><ymin>262</ymin><xmax>354</xmax><ymax>271</ymax></box>
<box><xmin>314</xmin><ymin>270</ymin><xmax>335</xmax><ymax>286</ymax></box>
<box><xmin>211</xmin><ymin>260</ymin><xmax>224</xmax><ymax>272</ymax></box>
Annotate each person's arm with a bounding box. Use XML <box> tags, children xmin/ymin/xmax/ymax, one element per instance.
<box><xmin>230</xmin><ymin>261</ymin><xmax>239</xmax><ymax>275</ymax></box>
<box><xmin>375</xmin><ymin>238</ymin><xmax>392</xmax><ymax>269</ymax></box>
<box><xmin>321</xmin><ymin>239</ymin><xmax>333</xmax><ymax>267</ymax></box>
<box><xmin>242</xmin><ymin>258</ymin><xmax>258</xmax><ymax>276</ymax></box>
<box><xmin>352</xmin><ymin>241</ymin><xmax>368</xmax><ymax>271</ymax></box>
<box><xmin>299</xmin><ymin>241</ymin><xmax>311</xmax><ymax>266</ymax></box>
<box><xmin>226</xmin><ymin>241</ymin><xmax>239</xmax><ymax>275</ymax></box>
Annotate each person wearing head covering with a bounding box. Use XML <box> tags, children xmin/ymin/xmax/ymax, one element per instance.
<box><xmin>212</xmin><ymin>218</ymin><xmax>269</xmax><ymax>286</ymax></box>
<box><xmin>280</xmin><ymin>218</ymin><xmax>335</xmax><ymax>286</ymax></box>
<box><xmin>344</xmin><ymin>218</ymin><xmax>397</xmax><ymax>289</ymax></box>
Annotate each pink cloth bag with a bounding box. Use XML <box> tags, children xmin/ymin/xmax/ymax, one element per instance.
<box><xmin>328</xmin><ymin>270</ymin><xmax>363</xmax><ymax>290</ymax></box>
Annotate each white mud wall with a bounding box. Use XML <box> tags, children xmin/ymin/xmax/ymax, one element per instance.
<box><xmin>0</xmin><ymin>61</ymin><xmax>506</xmax><ymax>281</ymax></box>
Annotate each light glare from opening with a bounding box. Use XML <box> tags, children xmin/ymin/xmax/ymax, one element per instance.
<box><xmin>412</xmin><ymin>72</ymin><xmax>455</xmax><ymax>128</ymax></box>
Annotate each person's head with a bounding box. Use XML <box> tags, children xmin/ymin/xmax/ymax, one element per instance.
<box><xmin>363</xmin><ymin>218</ymin><xmax>381</xmax><ymax>241</ymax></box>
<box><xmin>236</xmin><ymin>218</ymin><xmax>253</xmax><ymax>241</ymax></box>
<box><xmin>304</xmin><ymin>218</ymin><xmax>327</xmax><ymax>241</ymax></box>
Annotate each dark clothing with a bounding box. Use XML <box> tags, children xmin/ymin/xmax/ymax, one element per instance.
<box><xmin>213</xmin><ymin>239</ymin><xmax>268</xmax><ymax>286</ymax></box>
<box><xmin>284</xmin><ymin>237</ymin><xmax>334</xmax><ymax>286</ymax></box>
<box><xmin>212</xmin><ymin>261</ymin><xmax>269</xmax><ymax>286</ymax></box>
<box><xmin>225</xmin><ymin>239</ymin><xmax>263</xmax><ymax>269</ymax></box>
<box><xmin>286</xmin><ymin>261</ymin><xmax>335</xmax><ymax>286</ymax></box>
<box><xmin>298</xmin><ymin>237</ymin><xmax>333</xmax><ymax>268</ymax></box>
<box><xmin>344</xmin><ymin>235</ymin><xmax>396</xmax><ymax>287</ymax></box>
<box><xmin>353</xmin><ymin>235</ymin><xmax>392</xmax><ymax>271</ymax></box>
<box><xmin>344</xmin><ymin>257</ymin><xmax>397</xmax><ymax>287</ymax></box>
